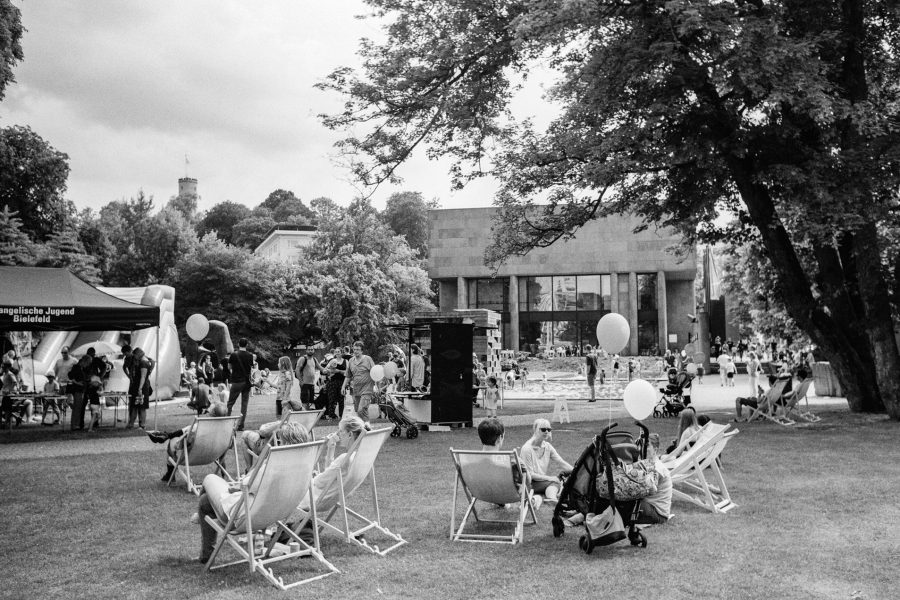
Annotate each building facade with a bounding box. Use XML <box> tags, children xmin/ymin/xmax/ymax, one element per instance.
<box><xmin>427</xmin><ymin>208</ymin><xmax>696</xmax><ymax>355</ymax></box>
<box><xmin>254</xmin><ymin>225</ymin><xmax>317</xmax><ymax>262</ymax></box>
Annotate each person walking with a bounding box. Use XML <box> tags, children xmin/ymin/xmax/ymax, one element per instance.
<box><xmin>324</xmin><ymin>347</ymin><xmax>349</xmax><ymax>420</ymax></box>
<box><xmin>341</xmin><ymin>341</ymin><xmax>375</xmax><ymax>424</ymax></box>
<box><xmin>294</xmin><ymin>347</ymin><xmax>320</xmax><ymax>410</ymax></box>
<box><xmin>746</xmin><ymin>351</ymin><xmax>761</xmax><ymax>396</ymax></box>
<box><xmin>126</xmin><ymin>347</ymin><xmax>153</xmax><ymax>429</ymax></box>
<box><xmin>226</xmin><ymin>338</ymin><xmax>254</xmax><ymax>430</ymax></box>
<box><xmin>53</xmin><ymin>346</ymin><xmax>78</xmax><ymax>417</ymax></box>
<box><xmin>585</xmin><ymin>344</ymin><xmax>598</xmax><ymax>402</ymax></box>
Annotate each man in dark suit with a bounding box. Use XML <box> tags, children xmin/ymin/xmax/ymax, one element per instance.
<box><xmin>226</xmin><ymin>338</ymin><xmax>254</xmax><ymax>430</ymax></box>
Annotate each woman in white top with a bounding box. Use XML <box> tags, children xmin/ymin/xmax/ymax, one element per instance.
<box><xmin>519</xmin><ymin>418</ymin><xmax>573</xmax><ymax>502</ymax></box>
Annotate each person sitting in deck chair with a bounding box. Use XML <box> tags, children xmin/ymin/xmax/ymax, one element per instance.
<box><xmin>148</xmin><ymin>402</ymin><xmax>229</xmax><ymax>481</ymax></box>
<box><xmin>193</xmin><ymin>421</ymin><xmax>310</xmax><ymax>563</ymax></box>
<box><xmin>519</xmin><ymin>418</ymin><xmax>573</xmax><ymax>505</ymax></box>
<box><xmin>238</xmin><ymin>399</ymin><xmax>307</xmax><ymax>467</ymax></box>
<box><xmin>734</xmin><ymin>374</ymin><xmax>791</xmax><ymax>422</ymax></box>
<box><xmin>475</xmin><ymin>418</ymin><xmax>537</xmax><ymax>507</ymax></box>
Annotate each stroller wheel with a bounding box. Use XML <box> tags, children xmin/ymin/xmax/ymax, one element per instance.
<box><xmin>579</xmin><ymin>535</ymin><xmax>594</xmax><ymax>554</ymax></box>
<box><xmin>391</xmin><ymin>426</ymin><xmax>401</xmax><ymax>438</ymax></box>
<box><xmin>653</xmin><ymin>408</ymin><xmax>661</xmax><ymax>418</ymax></box>
<box><xmin>629</xmin><ymin>530</ymin><xmax>647</xmax><ymax>548</ymax></box>
<box><xmin>407</xmin><ymin>426</ymin><xmax>419</xmax><ymax>439</ymax></box>
<box><xmin>552</xmin><ymin>516</ymin><xmax>564</xmax><ymax>538</ymax></box>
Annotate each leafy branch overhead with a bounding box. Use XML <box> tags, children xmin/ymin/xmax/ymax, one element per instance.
<box><xmin>322</xmin><ymin>0</ymin><xmax>900</xmax><ymax>418</ymax></box>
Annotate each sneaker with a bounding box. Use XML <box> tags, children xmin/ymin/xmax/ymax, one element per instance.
<box><xmin>147</xmin><ymin>430</ymin><xmax>169</xmax><ymax>444</ymax></box>
<box><xmin>531</xmin><ymin>496</ymin><xmax>543</xmax><ymax>510</ymax></box>
<box><xmin>190</xmin><ymin>512</ymin><xmax>199</xmax><ymax>525</ymax></box>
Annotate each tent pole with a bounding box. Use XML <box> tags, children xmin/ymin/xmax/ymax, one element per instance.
<box><xmin>154</xmin><ymin>325</ymin><xmax>159</xmax><ymax>429</ymax></box>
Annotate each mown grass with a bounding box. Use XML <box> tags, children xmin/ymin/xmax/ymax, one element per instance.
<box><xmin>1</xmin><ymin>408</ymin><xmax>898</xmax><ymax>600</ymax></box>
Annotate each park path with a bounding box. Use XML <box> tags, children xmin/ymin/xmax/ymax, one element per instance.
<box><xmin>0</xmin><ymin>373</ymin><xmax>846</xmax><ymax>462</ymax></box>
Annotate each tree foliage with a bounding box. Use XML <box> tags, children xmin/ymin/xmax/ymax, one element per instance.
<box><xmin>0</xmin><ymin>205</ymin><xmax>34</xmax><ymax>265</ymax></box>
<box><xmin>35</xmin><ymin>226</ymin><xmax>101</xmax><ymax>284</ymax></box>
<box><xmin>382</xmin><ymin>191</ymin><xmax>438</xmax><ymax>257</ymax></box>
<box><xmin>196</xmin><ymin>200</ymin><xmax>251</xmax><ymax>245</ymax></box>
<box><xmin>322</xmin><ymin>0</ymin><xmax>900</xmax><ymax>418</ymax></box>
<box><xmin>0</xmin><ymin>125</ymin><xmax>73</xmax><ymax>240</ymax></box>
<box><xmin>0</xmin><ymin>0</ymin><xmax>23</xmax><ymax>102</ymax></box>
<box><xmin>170</xmin><ymin>234</ymin><xmax>319</xmax><ymax>360</ymax></box>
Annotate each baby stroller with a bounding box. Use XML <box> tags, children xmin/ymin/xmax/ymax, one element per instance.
<box><xmin>552</xmin><ymin>422</ymin><xmax>656</xmax><ymax>552</ymax></box>
<box><xmin>379</xmin><ymin>393</ymin><xmax>419</xmax><ymax>439</ymax></box>
<box><xmin>654</xmin><ymin>368</ymin><xmax>690</xmax><ymax>417</ymax></box>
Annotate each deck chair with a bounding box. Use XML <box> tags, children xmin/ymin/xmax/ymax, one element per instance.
<box><xmin>662</xmin><ymin>422</ymin><xmax>738</xmax><ymax>514</ymax></box>
<box><xmin>745</xmin><ymin>376</ymin><xmax>792</xmax><ymax>423</ymax></box>
<box><xmin>779</xmin><ymin>378</ymin><xmax>820</xmax><ymax>424</ymax></box>
<box><xmin>292</xmin><ymin>427</ymin><xmax>406</xmax><ymax>556</ymax></box>
<box><xmin>167</xmin><ymin>415</ymin><xmax>241</xmax><ymax>495</ymax></box>
<box><xmin>205</xmin><ymin>440</ymin><xmax>339</xmax><ymax>590</ymax></box>
<box><xmin>281</xmin><ymin>409</ymin><xmax>323</xmax><ymax>442</ymax></box>
<box><xmin>449</xmin><ymin>448</ymin><xmax>537</xmax><ymax>545</ymax></box>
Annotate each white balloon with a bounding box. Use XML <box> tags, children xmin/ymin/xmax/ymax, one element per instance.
<box><xmin>383</xmin><ymin>362</ymin><xmax>397</xmax><ymax>379</ymax></box>
<box><xmin>370</xmin><ymin>364</ymin><xmax>385</xmax><ymax>382</ymax></box>
<box><xmin>686</xmin><ymin>363</ymin><xmax>698</xmax><ymax>375</ymax></box>
<box><xmin>185</xmin><ymin>313</ymin><xmax>210</xmax><ymax>342</ymax></box>
<box><xmin>596</xmin><ymin>313</ymin><xmax>630</xmax><ymax>354</ymax></box>
<box><xmin>623</xmin><ymin>379</ymin><xmax>656</xmax><ymax>421</ymax></box>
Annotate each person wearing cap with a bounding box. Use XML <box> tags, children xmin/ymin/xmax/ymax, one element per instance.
<box><xmin>41</xmin><ymin>372</ymin><xmax>61</xmax><ymax>425</ymax></box>
<box><xmin>54</xmin><ymin>346</ymin><xmax>78</xmax><ymax>414</ymax></box>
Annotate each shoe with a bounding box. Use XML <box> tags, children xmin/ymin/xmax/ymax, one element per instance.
<box><xmin>588</xmin><ymin>399</ymin><xmax>596</xmax><ymax>403</ymax></box>
<box><xmin>531</xmin><ymin>496</ymin><xmax>543</xmax><ymax>510</ymax></box>
<box><xmin>196</xmin><ymin>555</ymin><xmax>211</xmax><ymax>564</ymax></box>
<box><xmin>161</xmin><ymin>465</ymin><xmax>175</xmax><ymax>482</ymax></box>
<box><xmin>190</xmin><ymin>512</ymin><xmax>199</xmax><ymax>525</ymax></box>
<box><xmin>147</xmin><ymin>430</ymin><xmax>169</xmax><ymax>444</ymax></box>
<box><xmin>125</xmin><ymin>424</ymin><xmax>133</xmax><ymax>429</ymax></box>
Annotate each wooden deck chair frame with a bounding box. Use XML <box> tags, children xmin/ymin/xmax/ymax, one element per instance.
<box><xmin>292</xmin><ymin>427</ymin><xmax>406</xmax><ymax>557</ymax></box>
<box><xmin>167</xmin><ymin>415</ymin><xmax>241</xmax><ymax>495</ymax></box>
<box><xmin>205</xmin><ymin>440</ymin><xmax>339</xmax><ymax>590</ymax></box>
<box><xmin>449</xmin><ymin>448</ymin><xmax>537</xmax><ymax>545</ymax></box>
<box><xmin>779</xmin><ymin>378</ymin><xmax>820</xmax><ymax>424</ymax></box>
<box><xmin>663</xmin><ymin>422</ymin><xmax>738</xmax><ymax>514</ymax></box>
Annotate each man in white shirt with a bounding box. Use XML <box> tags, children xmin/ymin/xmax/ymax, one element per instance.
<box><xmin>716</xmin><ymin>351</ymin><xmax>731</xmax><ymax>387</ymax></box>
<box><xmin>53</xmin><ymin>346</ymin><xmax>78</xmax><ymax>408</ymax></box>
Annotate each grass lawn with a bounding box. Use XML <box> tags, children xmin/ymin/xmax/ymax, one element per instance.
<box><xmin>1</xmin><ymin>408</ymin><xmax>898</xmax><ymax>600</ymax></box>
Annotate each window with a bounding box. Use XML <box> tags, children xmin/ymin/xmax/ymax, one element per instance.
<box><xmin>576</xmin><ymin>275</ymin><xmax>610</xmax><ymax>311</ymax></box>
<box><xmin>526</xmin><ymin>276</ymin><xmax>553</xmax><ymax>311</ymax></box>
<box><xmin>553</xmin><ymin>276</ymin><xmax>577</xmax><ymax>311</ymax></box>
<box><xmin>637</xmin><ymin>273</ymin><xmax>657</xmax><ymax>311</ymax></box>
<box><xmin>468</xmin><ymin>278</ymin><xmax>508</xmax><ymax>312</ymax></box>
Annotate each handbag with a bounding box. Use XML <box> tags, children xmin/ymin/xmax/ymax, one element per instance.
<box><xmin>584</xmin><ymin>506</ymin><xmax>626</xmax><ymax>546</ymax></box>
<box><xmin>596</xmin><ymin>457</ymin><xmax>660</xmax><ymax>501</ymax></box>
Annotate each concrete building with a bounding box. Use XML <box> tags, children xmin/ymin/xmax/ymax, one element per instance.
<box><xmin>254</xmin><ymin>225</ymin><xmax>317</xmax><ymax>262</ymax></box>
<box><xmin>427</xmin><ymin>207</ymin><xmax>697</xmax><ymax>355</ymax></box>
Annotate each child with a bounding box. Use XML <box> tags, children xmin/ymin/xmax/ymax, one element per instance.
<box><xmin>217</xmin><ymin>383</ymin><xmax>228</xmax><ymax>404</ymax></box>
<box><xmin>612</xmin><ymin>355</ymin><xmax>621</xmax><ymax>381</ymax></box>
<box><xmin>42</xmin><ymin>372</ymin><xmax>61</xmax><ymax>425</ymax></box>
<box><xmin>275</xmin><ymin>356</ymin><xmax>293</xmax><ymax>417</ymax></box>
<box><xmin>540</xmin><ymin>373</ymin><xmax>548</xmax><ymax>394</ymax></box>
<box><xmin>725</xmin><ymin>357</ymin><xmax>737</xmax><ymax>387</ymax></box>
<box><xmin>520</xmin><ymin>366</ymin><xmax>529</xmax><ymax>390</ymax></box>
<box><xmin>484</xmin><ymin>376</ymin><xmax>500</xmax><ymax>418</ymax></box>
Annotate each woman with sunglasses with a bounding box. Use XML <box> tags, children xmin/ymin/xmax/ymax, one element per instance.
<box><xmin>519</xmin><ymin>418</ymin><xmax>574</xmax><ymax>504</ymax></box>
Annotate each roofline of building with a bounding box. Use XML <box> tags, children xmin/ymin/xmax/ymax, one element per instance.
<box><xmin>255</xmin><ymin>224</ymin><xmax>318</xmax><ymax>252</ymax></box>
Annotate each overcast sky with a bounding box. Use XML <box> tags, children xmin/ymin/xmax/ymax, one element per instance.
<box><xmin>1</xmin><ymin>1</ymin><xmax>552</xmax><ymax>213</ymax></box>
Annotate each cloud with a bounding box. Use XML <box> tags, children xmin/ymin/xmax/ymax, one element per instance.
<box><xmin>0</xmin><ymin>1</ymin><xmax>513</xmax><ymax>212</ymax></box>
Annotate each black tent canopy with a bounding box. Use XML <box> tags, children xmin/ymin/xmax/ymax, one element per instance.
<box><xmin>0</xmin><ymin>267</ymin><xmax>159</xmax><ymax>331</ymax></box>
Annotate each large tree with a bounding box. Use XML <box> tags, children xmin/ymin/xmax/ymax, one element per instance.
<box><xmin>0</xmin><ymin>205</ymin><xmax>34</xmax><ymax>265</ymax></box>
<box><xmin>321</xmin><ymin>0</ymin><xmax>900</xmax><ymax>418</ymax></box>
<box><xmin>0</xmin><ymin>125</ymin><xmax>73</xmax><ymax>240</ymax></box>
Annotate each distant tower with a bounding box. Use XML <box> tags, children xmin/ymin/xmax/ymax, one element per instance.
<box><xmin>178</xmin><ymin>177</ymin><xmax>197</xmax><ymax>196</ymax></box>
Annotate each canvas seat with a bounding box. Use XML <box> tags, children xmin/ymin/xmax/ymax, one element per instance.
<box><xmin>291</xmin><ymin>427</ymin><xmax>406</xmax><ymax>556</ymax></box>
<box><xmin>661</xmin><ymin>422</ymin><xmax>738</xmax><ymax>514</ymax></box>
<box><xmin>778</xmin><ymin>378</ymin><xmax>820</xmax><ymax>424</ymax></box>
<box><xmin>280</xmin><ymin>409</ymin><xmax>323</xmax><ymax>441</ymax></box>
<box><xmin>449</xmin><ymin>448</ymin><xmax>538</xmax><ymax>545</ymax></box>
<box><xmin>745</xmin><ymin>376</ymin><xmax>792</xmax><ymax>424</ymax></box>
<box><xmin>167</xmin><ymin>415</ymin><xmax>241</xmax><ymax>495</ymax></box>
<box><xmin>205</xmin><ymin>440</ymin><xmax>339</xmax><ymax>590</ymax></box>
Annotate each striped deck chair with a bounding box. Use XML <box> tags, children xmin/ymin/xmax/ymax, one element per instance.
<box><xmin>449</xmin><ymin>448</ymin><xmax>537</xmax><ymax>545</ymax></box>
<box><xmin>292</xmin><ymin>427</ymin><xmax>406</xmax><ymax>556</ymax></box>
<box><xmin>661</xmin><ymin>422</ymin><xmax>739</xmax><ymax>514</ymax></box>
<box><xmin>205</xmin><ymin>440</ymin><xmax>339</xmax><ymax>590</ymax></box>
<box><xmin>167</xmin><ymin>415</ymin><xmax>241</xmax><ymax>495</ymax></box>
